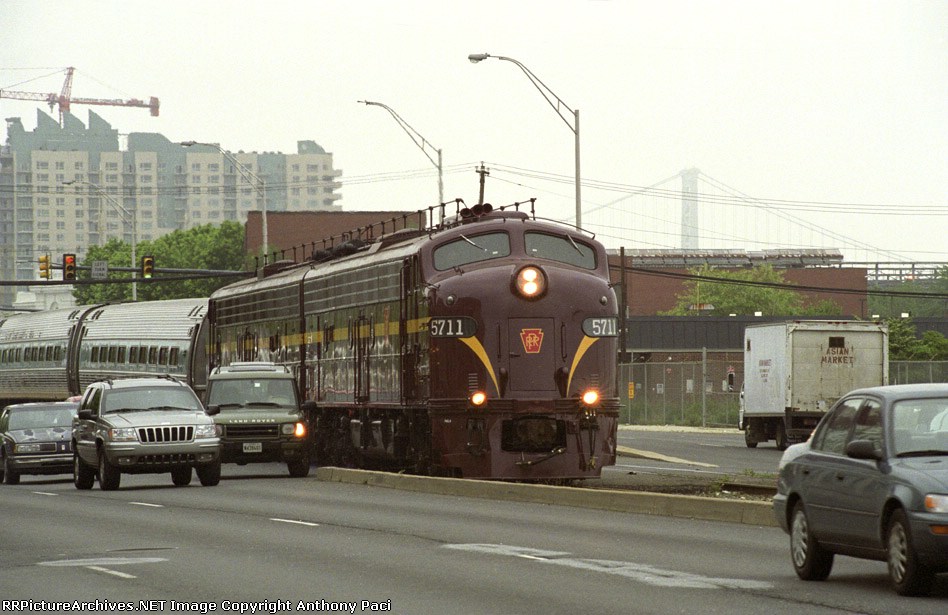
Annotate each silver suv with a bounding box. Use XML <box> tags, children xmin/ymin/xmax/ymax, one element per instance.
<box><xmin>72</xmin><ymin>376</ymin><xmax>222</xmax><ymax>490</ymax></box>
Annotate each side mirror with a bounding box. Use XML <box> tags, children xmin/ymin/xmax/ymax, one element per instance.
<box><xmin>205</xmin><ymin>405</ymin><xmax>221</xmax><ymax>417</ymax></box>
<box><xmin>846</xmin><ymin>439</ymin><xmax>883</xmax><ymax>461</ymax></box>
<box><xmin>77</xmin><ymin>408</ymin><xmax>92</xmax><ymax>420</ymax></box>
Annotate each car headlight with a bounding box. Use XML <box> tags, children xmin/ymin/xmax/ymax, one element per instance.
<box><xmin>109</xmin><ymin>428</ymin><xmax>138</xmax><ymax>442</ymax></box>
<box><xmin>14</xmin><ymin>443</ymin><xmax>43</xmax><ymax>453</ymax></box>
<box><xmin>282</xmin><ymin>422</ymin><xmax>306</xmax><ymax>437</ymax></box>
<box><xmin>924</xmin><ymin>494</ymin><xmax>948</xmax><ymax>513</ymax></box>
<box><xmin>194</xmin><ymin>424</ymin><xmax>218</xmax><ymax>439</ymax></box>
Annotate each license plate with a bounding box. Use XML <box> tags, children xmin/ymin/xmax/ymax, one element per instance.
<box><xmin>242</xmin><ymin>442</ymin><xmax>263</xmax><ymax>453</ymax></box>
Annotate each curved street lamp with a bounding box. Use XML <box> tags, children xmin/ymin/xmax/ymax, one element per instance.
<box><xmin>181</xmin><ymin>141</ymin><xmax>268</xmax><ymax>256</ymax></box>
<box><xmin>358</xmin><ymin>100</ymin><xmax>443</xmax><ymax>210</ymax></box>
<box><xmin>468</xmin><ymin>53</ymin><xmax>582</xmax><ymax>228</ymax></box>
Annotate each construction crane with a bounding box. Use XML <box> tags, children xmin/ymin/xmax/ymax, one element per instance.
<box><xmin>0</xmin><ymin>66</ymin><xmax>159</xmax><ymax>125</ymax></box>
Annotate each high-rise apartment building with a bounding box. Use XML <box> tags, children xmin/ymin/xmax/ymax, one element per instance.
<box><xmin>0</xmin><ymin>109</ymin><xmax>342</xmax><ymax>307</ymax></box>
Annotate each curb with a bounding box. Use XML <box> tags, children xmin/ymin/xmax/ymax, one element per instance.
<box><xmin>315</xmin><ymin>467</ymin><xmax>777</xmax><ymax>528</ymax></box>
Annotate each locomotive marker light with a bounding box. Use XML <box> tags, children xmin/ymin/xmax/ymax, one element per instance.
<box><xmin>514</xmin><ymin>266</ymin><xmax>546</xmax><ymax>299</ymax></box>
<box><xmin>62</xmin><ymin>253</ymin><xmax>77</xmax><ymax>280</ymax></box>
<box><xmin>581</xmin><ymin>389</ymin><xmax>600</xmax><ymax>406</ymax></box>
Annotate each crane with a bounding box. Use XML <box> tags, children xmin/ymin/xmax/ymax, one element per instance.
<box><xmin>0</xmin><ymin>67</ymin><xmax>159</xmax><ymax>125</ymax></box>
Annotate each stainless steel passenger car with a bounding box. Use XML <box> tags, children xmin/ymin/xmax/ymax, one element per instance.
<box><xmin>0</xmin><ymin>298</ymin><xmax>209</xmax><ymax>403</ymax></box>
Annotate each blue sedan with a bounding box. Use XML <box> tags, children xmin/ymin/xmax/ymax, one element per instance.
<box><xmin>0</xmin><ymin>402</ymin><xmax>78</xmax><ymax>484</ymax></box>
<box><xmin>773</xmin><ymin>383</ymin><xmax>948</xmax><ymax>596</ymax></box>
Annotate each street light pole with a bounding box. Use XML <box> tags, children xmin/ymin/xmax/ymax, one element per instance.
<box><xmin>63</xmin><ymin>179</ymin><xmax>137</xmax><ymax>300</ymax></box>
<box><xmin>468</xmin><ymin>53</ymin><xmax>582</xmax><ymax>228</ymax></box>
<box><xmin>181</xmin><ymin>141</ymin><xmax>268</xmax><ymax>257</ymax></box>
<box><xmin>357</xmin><ymin>100</ymin><xmax>444</xmax><ymax>210</ymax></box>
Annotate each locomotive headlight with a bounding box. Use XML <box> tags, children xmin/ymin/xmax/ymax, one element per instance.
<box><xmin>469</xmin><ymin>391</ymin><xmax>487</xmax><ymax>407</ymax></box>
<box><xmin>515</xmin><ymin>266</ymin><xmax>546</xmax><ymax>299</ymax></box>
<box><xmin>581</xmin><ymin>389</ymin><xmax>600</xmax><ymax>406</ymax></box>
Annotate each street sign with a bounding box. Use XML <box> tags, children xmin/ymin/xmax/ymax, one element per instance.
<box><xmin>91</xmin><ymin>260</ymin><xmax>109</xmax><ymax>280</ymax></box>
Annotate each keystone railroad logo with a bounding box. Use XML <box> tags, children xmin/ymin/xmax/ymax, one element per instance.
<box><xmin>520</xmin><ymin>328</ymin><xmax>544</xmax><ymax>354</ymax></box>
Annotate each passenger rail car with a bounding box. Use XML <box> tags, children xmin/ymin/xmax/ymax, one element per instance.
<box><xmin>0</xmin><ymin>298</ymin><xmax>209</xmax><ymax>404</ymax></box>
<box><xmin>209</xmin><ymin>202</ymin><xmax>620</xmax><ymax>480</ymax></box>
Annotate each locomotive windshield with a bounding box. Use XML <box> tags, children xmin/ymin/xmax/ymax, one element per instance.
<box><xmin>525</xmin><ymin>232</ymin><xmax>597</xmax><ymax>269</ymax></box>
<box><xmin>433</xmin><ymin>232</ymin><xmax>511</xmax><ymax>270</ymax></box>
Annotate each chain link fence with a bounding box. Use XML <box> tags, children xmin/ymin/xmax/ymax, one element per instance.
<box><xmin>618</xmin><ymin>360</ymin><xmax>948</xmax><ymax>427</ymax></box>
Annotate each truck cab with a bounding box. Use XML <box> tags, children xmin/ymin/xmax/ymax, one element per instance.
<box><xmin>205</xmin><ymin>362</ymin><xmax>314</xmax><ymax>477</ymax></box>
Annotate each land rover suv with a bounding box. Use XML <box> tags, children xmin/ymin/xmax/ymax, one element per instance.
<box><xmin>205</xmin><ymin>362</ymin><xmax>315</xmax><ymax>477</ymax></box>
<box><xmin>72</xmin><ymin>376</ymin><xmax>221</xmax><ymax>490</ymax></box>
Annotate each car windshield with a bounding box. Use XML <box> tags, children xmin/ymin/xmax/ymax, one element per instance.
<box><xmin>891</xmin><ymin>397</ymin><xmax>948</xmax><ymax>457</ymax></box>
<box><xmin>207</xmin><ymin>378</ymin><xmax>296</xmax><ymax>407</ymax></box>
<box><xmin>8</xmin><ymin>407</ymin><xmax>76</xmax><ymax>430</ymax></box>
<box><xmin>103</xmin><ymin>388</ymin><xmax>201</xmax><ymax>413</ymax></box>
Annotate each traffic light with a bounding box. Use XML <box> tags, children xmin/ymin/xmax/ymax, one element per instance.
<box><xmin>38</xmin><ymin>254</ymin><xmax>51</xmax><ymax>280</ymax></box>
<box><xmin>63</xmin><ymin>253</ymin><xmax>77</xmax><ymax>280</ymax></box>
<box><xmin>141</xmin><ymin>255</ymin><xmax>155</xmax><ymax>279</ymax></box>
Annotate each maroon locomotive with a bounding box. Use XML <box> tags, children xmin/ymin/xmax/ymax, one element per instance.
<box><xmin>208</xmin><ymin>200</ymin><xmax>619</xmax><ymax>480</ymax></box>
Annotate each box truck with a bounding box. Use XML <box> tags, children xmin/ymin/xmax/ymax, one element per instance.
<box><xmin>740</xmin><ymin>320</ymin><xmax>888</xmax><ymax>450</ymax></box>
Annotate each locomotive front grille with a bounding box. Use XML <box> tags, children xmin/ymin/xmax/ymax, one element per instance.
<box><xmin>137</xmin><ymin>426</ymin><xmax>194</xmax><ymax>443</ymax></box>
<box><xmin>224</xmin><ymin>424</ymin><xmax>280</xmax><ymax>439</ymax></box>
<box><xmin>501</xmin><ymin>417</ymin><xmax>566</xmax><ymax>453</ymax></box>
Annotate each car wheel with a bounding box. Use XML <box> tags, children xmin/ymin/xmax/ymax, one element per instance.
<box><xmin>790</xmin><ymin>501</ymin><xmax>833</xmax><ymax>581</ymax></box>
<box><xmin>887</xmin><ymin>508</ymin><xmax>934</xmax><ymax>596</ymax></box>
<box><xmin>3</xmin><ymin>453</ymin><xmax>20</xmax><ymax>485</ymax></box>
<box><xmin>287</xmin><ymin>453</ymin><xmax>311</xmax><ymax>478</ymax></box>
<box><xmin>98</xmin><ymin>449</ymin><xmax>121</xmax><ymax>491</ymax></box>
<box><xmin>171</xmin><ymin>466</ymin><xmax>192</xmax><ymax>486</ymax></box>
<box><xmin>196</xmin><ymin>459</ymin><xmax>221</xmax><ymax>486</ymax></box>
<box><xmin>775</xmin><ymin>421</ymin><xmax>789</xmax><ymax>451</ymax></box>
<box><xmin>73</xmin><ymin>452</ymin><xmax>95</xmax><ymax>490</ymax></box>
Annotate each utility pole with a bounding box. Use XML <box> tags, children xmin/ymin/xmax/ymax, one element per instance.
<box><xmin>476</xmin><ymin>163</ymin><xmax>490</xmax><ymax>205</ymax></box>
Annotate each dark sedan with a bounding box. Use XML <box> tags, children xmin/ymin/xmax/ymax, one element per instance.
<box><xmin>0</xmin><ymin>402</ymin><xmax>79</xmax><ymax>484</ymax></box>
<box><xmin>773</xmin><ymin>383</ymin><xmax>948</xmax><ymax>596</ymax></box>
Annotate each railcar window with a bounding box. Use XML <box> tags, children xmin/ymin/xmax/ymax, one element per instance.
<box><xmin>169</xmin><ymin>348</ymin><xmax>179</xmax><ymax>366</ymax></box>
<box><xmin>525</xmin><ymin>232</ymin><xmax>597</xmax><ymax>269</ymax></box>
<box><xmin>129</xmin><ymin>346</ymin><xmax>139</xmax><ymax>364</ymax></box>
<box><xmin>433</xmin><ymin>232</ymin><xmax>510</xmax><ymax>271</ymax></box>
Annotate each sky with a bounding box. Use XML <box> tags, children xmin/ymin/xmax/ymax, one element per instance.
<box><xmin>2</xmin><ymin>0</ymin><xmax>946</xmax><ymax>263</ymax></box>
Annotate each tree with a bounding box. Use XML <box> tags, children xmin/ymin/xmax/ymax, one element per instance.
<box><xmin>661</xmin><ymin>264</ymin><xmax>842</xmax><ymax>316</ymax></box>
<box><xmin>73</xmin><ymin>222</ymin><xmax>249</xmax><ymax>304</ymax></box>
<box><xmin>885</xmin><ymin>317</ymin><xmax>948</xmax><ymax>360</ymax></box>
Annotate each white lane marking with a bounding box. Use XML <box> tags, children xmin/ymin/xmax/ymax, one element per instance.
<box><xmin>271</xmin><ymin>518</ymin><xmax>320</xmax><ymax>527</ymax></box>
<box><xmin>85</xmin><ymin>565</ymin><xmax>136</xmax><ymax>579</ymax></box>
<box><xmin>444</xmin><ymin>544</ymin><xmax>773</xmax><ymax>590</ymax></box>
<box><xmin>31</xmin><ymin>491</ymin><xmax>58</xmax><ymax>496</ymax></box>
<box><xmin>129</xmin><ymin>502</ymin><xmax>164</xmax><ymax>508</ymax></box>
<box><xmin>39</xmin><ymin>557</ymin><xmax>167</xmax><ymax>567</ymax></box>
